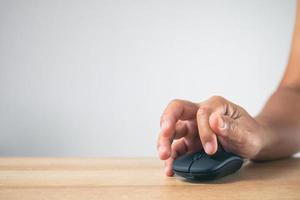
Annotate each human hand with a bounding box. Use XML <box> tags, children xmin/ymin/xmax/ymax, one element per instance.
<box><xmin>157</xmin><ymin>96</ymin><xmax>265</xmax><ymax>176</ymax></box>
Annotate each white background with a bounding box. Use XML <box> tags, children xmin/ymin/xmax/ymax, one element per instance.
<box><xmin>0</xmin><ymin>0</ymin><xmax>296</xmax><ymax>156</ymax></box>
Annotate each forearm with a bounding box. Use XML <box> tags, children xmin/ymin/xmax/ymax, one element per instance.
<box><xmin>253</xmin><ymin>87</ymin><xmax>300</xmax><ymax>160</ymax></box>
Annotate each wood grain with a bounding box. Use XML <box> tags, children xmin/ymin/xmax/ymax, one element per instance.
<box><xmin>0</xmin><ymin>157</ymin><xmax>299</xmax><ymax>200</ymax></box>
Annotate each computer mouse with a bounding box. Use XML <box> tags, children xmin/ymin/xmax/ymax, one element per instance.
<box><xmin>172</xmin><ymin>146</ymin><xmax>243</xmax><ymax>181</ymax></box>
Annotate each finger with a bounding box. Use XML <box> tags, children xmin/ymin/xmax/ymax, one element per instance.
<box><xmin>196</xmin><ymin>107</ymin><xmax>217</xmax><ymax>155</ymax></box>
<box><xmin>165</xmin><ymin>158</ymin><xmax>174</xmax><ymax>176</ymax></box>
<box><xmin>213</xmin><ymin>114</ymin><xmax>261</xmax><ymax>158</ymax></box>
<box><xmin>209</xmin><ymin>110</ymin><xmax>256</xmax><ymax>157</ymax></box>
<box><xmin>171</xmin><ymin>138</ymin><xmax>188</xmax><ymax>158</ymax></box>
<box><xmin>157</xmin><ymin>99</ymin><xmax>198</xmax><ymax>160</ymax></box>
<box><xmin>209</xmin><ymin>112</ymin><xmax>222</xmax><ymax>133</ymax></box>
<box><xmin>174</xmin><ymin>120</ymin><xmax>197</xmax><ymax>139</ymax></box>
<box><xmin>196</xmin><ymin>97</ymin><xmax>226</xmax><ymax>155</ymax></box>
<box><xmin>217</xmin><ymin>115</ymin><xmax>247</xmax><ymax>146</ymax></box>
<box><xmin>173</xmin><ymin>121</ymin><xmax>188</xmax><ymax>139</ymax></box>
<box><xmin>182</xmin><ymin>121</ymin><xmax>204</xmax><ymax>152</ymax></box>
<box><xmin>216</xmin><ymin>135</ymin><xmax>231</xmax><ymax>152</ymax></box>
<box><xmin>211</xmin><ymin>114</ymin><xmax>242</xmax><ymax>143</ymax></box>
<box><xmin>184</xmin><ymin>136</ymin><xmax>203</xmax><ymax>153</ymax></box>
<box><xmin>164</xmin><ymin>139</ymin><xmax>188</xmax><ymax>176</ymax></box>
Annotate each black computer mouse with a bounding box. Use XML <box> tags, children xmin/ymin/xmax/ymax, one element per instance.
<box><xmin>172</xmin><ymin>146</ymin><xmax>243</xmax><ymax>181</ymax></box>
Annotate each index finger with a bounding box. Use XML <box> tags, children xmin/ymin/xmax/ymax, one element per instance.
<box><xmin>157</xmin><ymin>99</ymin><xmax>198</xmax><ymax>160</ymax></box>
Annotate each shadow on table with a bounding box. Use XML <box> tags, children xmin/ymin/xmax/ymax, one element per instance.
<box><xmin>181</xmin><ymin>156</ymin><xmax>300</xmax><ymax>184</ymax></box>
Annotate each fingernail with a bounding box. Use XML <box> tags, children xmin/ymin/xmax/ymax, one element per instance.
<box><xmin>204</xmin><ymin>142</ymin><xmax>213</xmax><ymax>154</ymax></box>
<box><xmin>218</xmin><ymin>117</ymin><xmax>227</xmax><ymax>130</ymax></box>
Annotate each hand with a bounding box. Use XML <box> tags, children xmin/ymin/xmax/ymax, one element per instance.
<box><xmin>157</xmin><ymin>96</ymin><xmax>265</xmax><ymax>176</ymax></box>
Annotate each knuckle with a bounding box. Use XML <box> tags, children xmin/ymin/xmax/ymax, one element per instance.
<box><xmin>175</xmin><ymin>121</ymin><xmax>185</xmax><ymax>129</ymax></box>
<box><xmin>197</xmin><ymin>105</ymin><xmax>211</xmax><ymax>117</ymax></box>
<box><xmin>209</xmin><ymin>95</ymin><xmax>225</xmax><ymax>102</ymax></box>
<box><xmin>161</xmin><ymin>99</ymin><xmax>182</xmax><ymax>123</ymax></box>
<box><xmin>169</xmin><ymin>99</ymin><xmax>182</xmax><ymax>107</ymax></box>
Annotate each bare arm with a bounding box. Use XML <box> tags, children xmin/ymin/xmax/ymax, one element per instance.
<box><xmin>157</xmin><ymin>1</ymin><xmax>300</xmax><ymax>176</ymax></box>
<box><xmin>254</xmin><ymin>1</ymin><xmax>300</xmax><ymax>160</ymax></box>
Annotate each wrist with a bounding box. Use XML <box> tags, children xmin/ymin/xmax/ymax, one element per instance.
<box><xmin>250</xmin><ymin>115</ymin><xmax>276</xmax><ymax>161</ymax></box>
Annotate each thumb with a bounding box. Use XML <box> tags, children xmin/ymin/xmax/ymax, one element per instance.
<box><xmin>209</xmin><ymin>113</ymin><xmax>239</xmax><ymax>141</ymax></box>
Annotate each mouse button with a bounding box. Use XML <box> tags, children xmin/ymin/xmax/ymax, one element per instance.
<box><xmin>172</xmin><ymin>154</ymin><xmax>194</xmax><ymax>172</ymax></box>
<box><xmin>211</xmin><ymin>151</ymin><xmax>235</xmax><ymax>162</ymax></box>
<box><xmin>189</xmin><ymin>155</ymin><xmax>220</xmax><ymax>173</ymax></box>
<box><xmin>210</xmin><ymin>151</ymin><xmax>227</xmax><ymax>160</ymax></box>
<box><xmin>192</xmin><ymin>151</ymin><xmax>204</xmax><ymax>161</ymax></box>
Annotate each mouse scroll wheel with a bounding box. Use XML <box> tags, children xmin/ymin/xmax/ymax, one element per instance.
<box><xmin>193</xmin><ymin>152</ymin><xmax>203</xmax><ymax>161</ymax></box>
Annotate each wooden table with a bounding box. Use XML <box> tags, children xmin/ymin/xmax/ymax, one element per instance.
<box><xmin>0</xmin><ymin>157</ymin><xmax>299</xmax><ymax>200</ymax></box>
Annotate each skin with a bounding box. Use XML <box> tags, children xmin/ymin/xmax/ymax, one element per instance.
<box><xmin>157</xmin><ymin>2</ymin><xmax>300</xmax><ymax>176</ymax></box>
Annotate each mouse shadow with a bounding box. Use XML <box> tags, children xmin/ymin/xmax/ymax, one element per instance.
<box><xmin>179</xmin><ymin>156</ymin><xmax>300</xmax><ymax>184</ymax></box>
